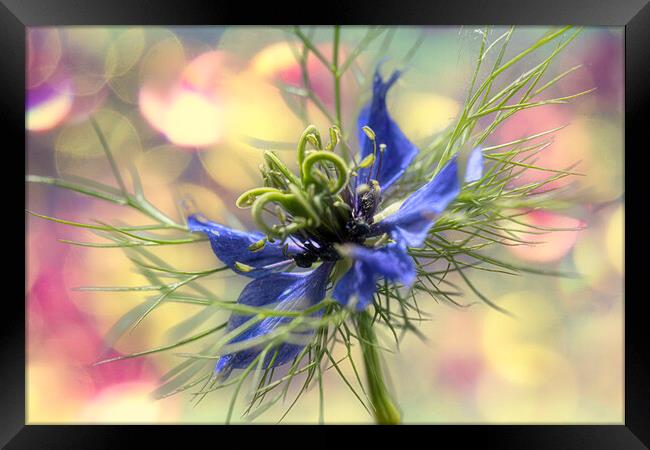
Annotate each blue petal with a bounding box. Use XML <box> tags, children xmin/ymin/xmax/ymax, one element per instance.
<box><xmin>332</xmin><ymin>244</ymin><xmax>415</xmax><ymax>311</ymax></box>
<box><xmin>372</xmin><ymin>156</ymin><xmax>460</xmax><ymax>248</ymax></box>
<box><xmin>214</xmin><ymin>262</ymin><xmax>333</xmax><ymax>378</ymax></box>
<box><xmin>356</xmin><ymin>68</ymin><xmax>418</xmax><ymax>190</ymax></box>
<box><xmin>464</xmin><ymin>146</ymin><xmax>483</xmax><ymax>183</ymax></box>
<box><xmin>188</xmin><ymin>215</ymin><xmax>299</xmax><ymax>278</ymax></box>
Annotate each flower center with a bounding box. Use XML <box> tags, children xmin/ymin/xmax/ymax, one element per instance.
<box><xmin>236</xmin><ymin>125</ymin><xmax>387</xmax><ymax>268</ymax></box>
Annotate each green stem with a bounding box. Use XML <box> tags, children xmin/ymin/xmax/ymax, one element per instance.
<box><xmin>332</xmin><ymin>26</ymin><xmax>342</xmax><ymax>127</ymax></box>
<box><xmin>293</xmin><ymin>26</ymin><xmax>330</xmax><ymax>68</ymax></box>
<box><xmin>90</xmin><ymin>116</ymin><xmax>128</xmax><ymax>196</ymax></box>
<box><xmin>356</xmin><ymin>311</ymin><xmax>401</xmax><ymax>425</ymax></box>
<box><xmin>90</xmin><ymin>116</ymin><xmax>185</xmax><ymax>230</ymax></box>
<box><xmin>331</xmin><ymin>26</ymin><xmax>350</xmax><ymax>163</ymax></box>
<box><xmin>129</xmin><ymin>196</ymin><xmax>185</xmax><ymax>229</ymax></box>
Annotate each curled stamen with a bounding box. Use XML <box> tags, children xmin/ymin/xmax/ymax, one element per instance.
<box><xmin>297</xmin><ymin>125</ymin><xmax>322</xmax><ymax>167</ymax></box>
<box><xmin>236</xmin><ymin>187</ymin><xmax>281</xmax><ymax>209</ymax></box>
<box><xmin>325</xmin><ymin>126</ymin><xmax>340</xmax><ymax>151</ymax></box>
<box><xmin>274</xmin><ymin>219</ymin><xmax>308</xmax><ymax>237</ymax></box>
<box><xmin>287</xmin><ymin>184</ymin><xmax>322</xmax><ymax>227</ymax></box>
<box><xmin>264</xmin><ymin>151</ymin><xmax>300</xmax><ymax>186</ymax></box>
<box><xmin>305</xmin><ymin>134</ymin><xmax>321</xmax><ymax>149</ymax></box>
<box><xmin>301</xmin><ymin>152</ymin><xmax>349</xmax><ymax>195</ymax></box>
<box><xmin>274</xmin><ymin>204</ymin><xmax>288</xmax><ymax>225</ymax></box>
<box><xmin>251</xmin><ymin>191</ymin><xmax>302</xmax><ymax>238</ymax></box>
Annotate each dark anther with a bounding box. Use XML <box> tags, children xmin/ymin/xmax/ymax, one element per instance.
<box><xmin>293</xmin><ymin>241</ymin><xmax>341</xmax><ymax>267</ymax></box>
<box><xmin>293</xmin><ymin>250</ymin><xmax>318</xmax><ymax>268</ymax></box>
<box><xmin>318</xmin><ymin>244</ymin><xmax>340</xmax><ymax>261</ymax></box>
<box><xmin>345</xmin><ymin>219</ymin><xmax>371</xmax><ymax>243</ymax></box>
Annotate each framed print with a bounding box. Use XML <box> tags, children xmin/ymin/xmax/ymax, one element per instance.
<box><xmin>4</xmin><ymin>0</ymin><xmax>649</xmax><ymax>446</ymax></box>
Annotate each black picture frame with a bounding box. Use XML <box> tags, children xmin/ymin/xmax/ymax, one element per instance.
<box><xmin>5</xmin><ymin>0</ymin><xmax>648</xmax><ymax>447</ymax></box>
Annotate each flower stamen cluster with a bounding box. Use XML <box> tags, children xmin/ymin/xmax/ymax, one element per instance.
<box><xmin>237</xmin><ymin>125</ymin><xmax>387</xmax><ymax>270</ymax></box>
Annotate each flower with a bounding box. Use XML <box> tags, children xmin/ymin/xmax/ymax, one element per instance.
<box><xmin>189</xmin><ymin>67</ymin><xmax>483</xmax><ymax>378</ymax></box>
<box><xmin>214</xmin><ymin>263</ymin><xmax>332</xmax><ymax>378</ymax></box>
<box><xmin>356</xmin><ymin>68</ymin><xmax>418</xmax><ymax>190</ymax></box>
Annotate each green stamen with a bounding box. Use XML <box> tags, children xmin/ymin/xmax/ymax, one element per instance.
<box><xmin>301</xmin><ymin>152</ymin><xmax>350</xmax><ymax>195</ymax></box>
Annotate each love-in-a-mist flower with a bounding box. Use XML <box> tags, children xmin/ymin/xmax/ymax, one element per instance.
<box><xmin>189</xmin><ymin>67</ymin><xmax>483</xmax><ymax>379</ymax></box>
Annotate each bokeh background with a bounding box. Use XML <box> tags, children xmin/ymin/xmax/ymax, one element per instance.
<box><xmin>25</xmin><ymin>26</ymin><xmax>624</xmax><ymax>423</ymax></box>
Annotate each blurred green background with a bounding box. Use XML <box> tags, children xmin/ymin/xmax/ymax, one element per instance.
<box><xmin>26</xmin><ymin>26</ymin><xmax>623</xmax><ymax>423</ymax></box>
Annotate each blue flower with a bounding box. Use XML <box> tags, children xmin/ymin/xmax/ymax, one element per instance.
<box><xmin>188</xmin><ymin>215</ymin><xmax>301</xmax><ymax>278</ymax></box>
<box><xmin>356</xmin><ymin>68</ymin><xmax>418</xmax><ymax>190</ymax></box>
<box><xmin>213</xmin><ymin>263</ymin><xmax>332</xmax><ymax>379</ymax></box>
<box><xmin>188</xmin><ymin>216</ymin><xmax>331</xmax><ymax>379</ymax></box>
<box><xmin>332</xmin><ymin>243</ymin><xmax>415</xmax><ymax>311</ymax></box>
<box><xmin>188</xmin><ymin>65</ymin><xmax>484</xmax><ymax>377</ymax></box>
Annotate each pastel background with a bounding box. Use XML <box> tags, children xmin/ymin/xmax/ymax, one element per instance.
<box><xmin>25</xmin><ymin>26</ymin><xmax>624</xmax><ymax>423</ymax></box>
